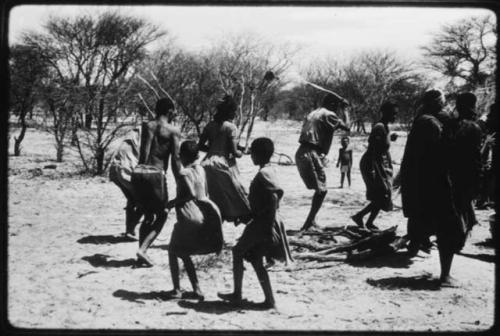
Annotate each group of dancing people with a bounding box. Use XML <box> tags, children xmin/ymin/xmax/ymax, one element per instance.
<box><xmin>109</xmin><ymin>88</ymin><xmax>497</xmax><ymax>308</ymax></box>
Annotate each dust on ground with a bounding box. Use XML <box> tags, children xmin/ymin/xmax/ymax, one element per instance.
<box><xmin>7</xmin><ymin>120</ymin><xmax>495</xmax><ymax>331</ymax></box>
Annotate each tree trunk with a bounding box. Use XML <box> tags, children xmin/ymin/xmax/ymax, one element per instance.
<box><xmin>13</xmin><ymin>113</ymin><xmax>28</xmax><ymax>156</ymax></box>
<box><xmin>84</xmin><ymin>113</ymin><xmax>92</xmax><ymax>129</ymax></box>
<box><xmin>56</xmin><ymin>143</ymin><xmax>64</xmax><ymax>162</ymax></box>
<box><xmin>95</xmin><ymin>147</ymin><xmax>104</xmax><ymax>175</ymax></box>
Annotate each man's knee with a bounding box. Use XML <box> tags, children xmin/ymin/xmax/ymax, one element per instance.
<box><xmin>315</xmin><ymin>189</ymin><xmax>327</xmax><ymax>197</ymax></box>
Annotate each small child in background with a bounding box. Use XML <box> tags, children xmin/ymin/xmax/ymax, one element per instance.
<box><xmin>336</xmin><ymin>136</ymin><xmax>353</xmax><ymax>188</ymax></box>
<box><xmin>218</xmin><ymin>137</ymin><xmax>293</xmax><ymax>309</ymax></box>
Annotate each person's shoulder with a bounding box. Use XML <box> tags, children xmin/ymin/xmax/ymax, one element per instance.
<box><xmin>222</xmin><ymin>121</ymin><xmax>237</xmax><ymax>129</ymax></box>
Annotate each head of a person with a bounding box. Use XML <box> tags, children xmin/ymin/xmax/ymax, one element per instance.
<box><xmin>341</xmin><ymin>136</ymin><xmax>350</xmax><ymax>148</ymax></box>
<box><xmin>421</xmin><ymin>89</ymin><xmax>445</xmax><ymax>115</ymax></box>
<box><xmin>486</xmin><ymin>102</ymin><xmax>498</xmax><ymax>133</ymax></box>
<box><xmin>155</xmin><ymin>97</ymin><xmax>176</xmax><ymax>121</ymax></box>
<box><xmin>321</xmin><ymin>93</ymin><xmax>345</xmax><ymax>112</ymax></box>
<box><xmin>250</xmin><ymin>137</ymin><xmax>274</xmax><ymax>166</ymax></box>
<box><xmin>380</xmin><ymin>101</ymin><xmax>398</xmax><ymax>123</ymax></box>
<box><xmin>179</xmin><ymin>140</ymin><xmax>199</xmax><ymax>166</ymax></box>
<box><xmin>214</xmin><ymin>95</ymin><xmax>237</xmax><ymax>123</ymax></box>
<box><xmin>455</xmin><ymin>92</ymin><xmax>477</xmax><ymax>119</ymax></box>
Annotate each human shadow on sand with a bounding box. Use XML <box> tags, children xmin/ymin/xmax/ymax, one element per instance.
<box><xmin>366</xmin><ymin>274</ymin><xmax>440</xmax><ymax>291</ymax></box>
<box><xmin>82</xmin><ymin>254</ymin><xmax>137</xmax><ymax>268</ymax></box>
<box><xmin>346</xmin><ymin>251</ymin><xmax>414</xmax><ymax>269</ymax></box>
<box><xmin>77</xmin><ymin>235</ymin><xmax>136</xmax><ymax>245</ymax></box>
<box><xmin>177</xmin><ymin>299</ymin><xmax>270</xmax><ymax>314</ymax></box>
<box><xmin>474</xmin><ymin>239</ymin><xmax>495</xmax><ymax>248</ymax></box>
<box><xmin>458</xmin><ymin>252</ymin><xmax>495</xmax><ymax>263</ymax></box>
<box><xmin>113</xmin><ymin>289</ymin><xmax>182</xmax><ymax>303</ymax></box>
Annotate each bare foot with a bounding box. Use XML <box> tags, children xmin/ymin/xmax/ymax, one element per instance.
<box><xmin>257</xmin><ymin>300</ymin><xmax>276</xmax><ymax>310</ymax></box>
<box><xmin>366</xmin><ymin>223</ymin><xmax>379</xmax><ymax>231</ymax></box>
<box><xmin>136</xmin><ymin>250</ymin><xmax>154</xmax><ymax>267</ymax></box>
<box><xmin>439</xmin><ymin>275</ymin><xmax>459</xmax><ymax>288</ymax></box>
<box><xmin>218</xmin><ymin>292</ymin><xmax>242</xmax><ymax>304</ymax></box>
<box><xmin>123</xmin><ymin>232</ymin><xmax>138</xmax><ymax>241</ymax></box>
<box><xmin>165</xmin><ymin>289</ymin><xmax>184</xmax><ymax>299</ymax></box>
<box><xmin>351</xmin><ymin>215</ymin><xmax>365</xmax><ymax>228</ymax></box>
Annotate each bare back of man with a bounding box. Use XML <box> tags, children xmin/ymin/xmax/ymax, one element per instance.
<box><xmin>134</xmin><ymin>98</ymin><xmax>181</xmax><ymax>267</ymax></box>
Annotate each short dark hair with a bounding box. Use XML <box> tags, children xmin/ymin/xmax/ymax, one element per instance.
<box><xmin>456</xmin><ymin>92</ymin><xmax>477</xmax><ymax>109</ymax></box>
<box><xmin>341</xmin><ymin>136</ymin><xmax>350</xmax><ymax>142</ymax></box>
<box><xmin>251</xmin><ymin>137</ymin><xmax>274</xmax><ymax>163</ymax></box>
<box><xmin>180</xmin><ymin>140</ymin><xmax>199</xmax><ymax>164</ymax></box>
<box><xmin>321</xmin><ymin>93</ymin><xmax>340</xmax><ymax>110</ymax></box>
<box><xmin>380</xmin><ymin>101</ymin><xmax>398</xmax><ymax>114</ymax></box>
<box><xmin>214</xmin><ymin>95</ymin><xmax>237</xmax><ymax>123</ymax></box>
<box><xmin>155</xmin><ymin>97</ymin><xmax>175</xmax><ymax>117</ymax></box>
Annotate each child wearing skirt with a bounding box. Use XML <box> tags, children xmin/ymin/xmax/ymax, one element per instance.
<box><xmin>166</xmin><ymin>140</ymin><xmax>223</xmax><ymax>301</ymax></box>
<box><xmin>218</xmin><ymin>137</ymin><xmax>293</xmax><ymax>309</ymax></box>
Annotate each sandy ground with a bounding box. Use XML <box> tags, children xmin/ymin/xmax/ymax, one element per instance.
<box><xmin>7</xmin><ymin>120</ymin><xmax>496</xmax><ymax>331</ymax></box>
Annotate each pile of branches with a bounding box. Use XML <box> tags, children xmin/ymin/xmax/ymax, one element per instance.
<box><xmin>287</xmin><ymin>225</ymin><xmax>409</xmax><ymax>263</ymax></box>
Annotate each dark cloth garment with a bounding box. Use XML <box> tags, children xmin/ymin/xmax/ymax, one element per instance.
<box><xmin>131</xmin><ymin>164</ymin><xmax>168</xmax><ymax>213</ymax></box>
<box><xmin>338</xmin><ymin>147</ymin><xmax>352</xmax><ymax>166</ymax></box>
<box><xmin>169</xmin><ymin>164</ymin><xmax>223</xmax><ymax>255</ymax></box>
<box><xmin>298</xmin><ymin>107</ymin><xmax>343</xmax><ymax>155</ymax></box>
<box><xmin>234</xmin><ymin>165</ymin><xmax>293</xmax><ymax>264</ymax></box>
<box><xmin>359</xmin><ymin>122</ymin><xmax>393</xmax><ymax>211</ymax></box>
<box><xmin>401</xmin><ymin>111</ymin><xmax>464</xmax><ymax>252</ymax></box>
<box><xmin>449</xmin><ymin>119</ymin><xmax>482</xmax><ymax>231</ymax></box>
<box><xmin>295</xmin><ymin>144</ymin><xmax>327</xmax><ymax>191</ymax></box>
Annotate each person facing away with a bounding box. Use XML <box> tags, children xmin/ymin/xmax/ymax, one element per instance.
<box><xmin>448</xmin><ymin>92</ymin><xmax>482</xmax><ymax>238</ymax></box>
<box><xmin>295</xmin><ymin>92</ymin><xmax>350</xmax><ymax>231</ymax></box>
<box><xmin>218</xmin><ymin>137</ymin><xmax>293</xmax><ymax>309</ymax></box>
<box><xmin>131</xmin><ymin>97</ymin><xmax>181</xmax><ymax>267</ymax></box>
<box><xmin>166</xmin><ymin>140</ymin><xmax>223</xmax><ymax>301</ymax></box>
<box><xmin>336</xmin><ymin>136</ymin><xmax>353</xmax><ymax>188</ymax></box>
<box><xmin>476</xmin><ymin>102</ymin><xmax>497</xmax><ymax>209</ymax></box>
<box><xmin>198</xmin><ymin>94</ymin><xmax>251</xmax><ymax>224</ymax></box>
<box><xmin>109</xmin><ymin>127</ymin><xmax>142</xmax><ymax>239</ymax></box>
<box><xmin>400</xmin><ymin>89</ymin><xmax>461</xmax><ymax>287</ymax></box>
<box><xmin>351</xmin><ymin>101</ymin><xmax>398</xmax><ymax>231</ymax></box>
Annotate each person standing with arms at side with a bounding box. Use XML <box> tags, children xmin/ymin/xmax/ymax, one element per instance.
<box><xmin>336</xmin><ymin>136</ymin><xmax>353</xmax><ymax>188</ymax></box>
<box><xmin>400</xmin><ymin>89</ymin><xmax>461</xmax><ymax>286</ymax></box>
<box><xmin>351</xmin><ymin>101</ymin><xmax>398</xmax><ymax>230</ymax></box>
<box><xmin>198</xmin><ymin>95</ymin><xmax>251</xmax><ymax>224</ymax></box>
<box><xmin>295</xmin><ymin>93</ymin><xmax>350</xmax><ymax>231</ymax></box>
<box><xmin>132</xmin><ymin>97</ymin><xmax>181</xmax><ymax>267</ymax></box>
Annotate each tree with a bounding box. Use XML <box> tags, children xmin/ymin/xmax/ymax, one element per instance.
<box><xmin>9</xmin><ymin>44</ymin><xmax>47</xmax><ymax>156</ymax></box>
<box><xmin>23</xmin><ymin>11</ymin><xmax>164</xmax><ymax>174</ymax></box>
<box><xmin>422</xmin><ymin>15</ymin><xmax>496</xmax><ymax>91</ymax></box>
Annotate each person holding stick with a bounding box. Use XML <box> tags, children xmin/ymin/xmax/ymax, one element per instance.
<box><xmin>295</xmin><ymin>92</ymin><xmax>350</xmax><ymax>231</ymax></box>
<box><xmin>131</xmin><ymin>97</ymin><xmax>181</xmax><ymax>267</ymax></box>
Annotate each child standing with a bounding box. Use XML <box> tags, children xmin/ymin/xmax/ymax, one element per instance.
<box><xmin>218</xmin><ymin>138</ymin><xmax>293</xmax><ymax>309</ymax></box>
<box><xmin>166</xmin><ymin>140</ymin><xmax>223</xmax><ymax>300</ymax></box>
<box><xmin>336</xmin><ymin>136</ymin><xmax>353</xmax><ymax>188</ymax></box>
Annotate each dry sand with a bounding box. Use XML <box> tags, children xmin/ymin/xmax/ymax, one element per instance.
<box><xmin>7</xmin><ymin>120</ymin><xmax>495</xmax><ymax>331</ymax></box>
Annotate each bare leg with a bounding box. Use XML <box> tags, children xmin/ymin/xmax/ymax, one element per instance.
<box><xmin>351</xmin><ymin>203</ymin><xmax>374</xmax><ymax>228</ymax></box>
<box><xmin>138</xmin><ymin>213</ymin><xmax>154</xmax><ymax>245</ymax></box>
<box><xmin>218</xmin><ymin>250</ymin><xmax>244</xmax><ymax>303</ymax></box>
<box><xmin>137</xmin><ymin>211</ymin><xmax>168</xmax><ymax>266</ymax></box>
<box><xmin>182</xmin><ymin>256</ymin><xmax>204</xmax><ymax>300</ymax></box>
<box><xmin>340</xmin><ymin>172</ymin><xmax>345</xmax><ymax>188</ymax></box>
<box><xmin>250</xmin><ymin>257</ymin><xmax>276</xmax><ymax>309</ymax></box>
<box><xmin>347</xmin><ymin>169</ymin><xmax>351</xmax><ymax>187</ymax></box>
<box><xmin>167</xmin><ymin>251</ymin><xmax>183</xmax><ymax>298</ymax></box>
<box><xmin>438</xmin><ymin>245</ymin><xmax>456</xmax><ymax>287</ymax></box>
<box><xmin>125</xmin><ymin>203</ymin><xmax>142</xmax><ymax>236</ymax></box>
<box><xmin>301</xmin><ymin>190</ymin><xmax>327</xmax><ymax>231</ymax></box>
<box><xmin>365</xmin><ymin>207</ymin><xmax>381</xmax><ymax>230</ymax></box>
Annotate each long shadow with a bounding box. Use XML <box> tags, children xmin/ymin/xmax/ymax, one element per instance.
<box><xmin>347</xmin><ymin>251</ymin><xmax>414</xmax><ymax>269</ymax></box>
<box><xmin>177</xmin><ymin>299</ymin><xmax>270</xmax><ymax>314</ymax></box>
<box><xmin>458</xmin><ymin>252</ymin><xmax>496</xmax><ymax>263</ymax></box>
<box><xmin>82</xmin><ymin>254</ymin><xmax>137</xmax><ymax>268</ymax></box>
<box><xmin>366</xmin><ymin>274</ymin><xmax>440</xmax><ymax>291</ymax></box>
<box><xmin>150</xmin><ymin>244</ymin><xmax>170</xmax><ymax>250</ymax></box>
<box><xmin>77</xmin><ymin>235</ymin><xmax>136</xmax><ymax>245</ymax></box>
<box><xmin>474</xmin><ymin>239</ymin><xmax>495</xmax><ymax>248</ymax></box>
<box><xmin>113</xmin><ymin>289</ymin><xmax>179</xmax><ymax>303</ymax></box>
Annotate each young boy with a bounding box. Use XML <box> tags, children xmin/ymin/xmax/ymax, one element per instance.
<box><xmin>166</xmin><ymin>140</ymin><xmax>223</xmax><ymax>300</ymax></box>
<box><xmin>336</xmin><ymin>136</ymin><xmax>353</xmax><ymax>188</ymax></box>
<box><xmin>218</xmin><ymin>137</ymin><xmax>293</xmax><ymax>309</ymax></box>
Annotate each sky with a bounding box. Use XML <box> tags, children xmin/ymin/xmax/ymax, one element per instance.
<box><xmin>8</xmin><ymin>5</ymin><xmax>495</xmax><ymax>81</ymax></box>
